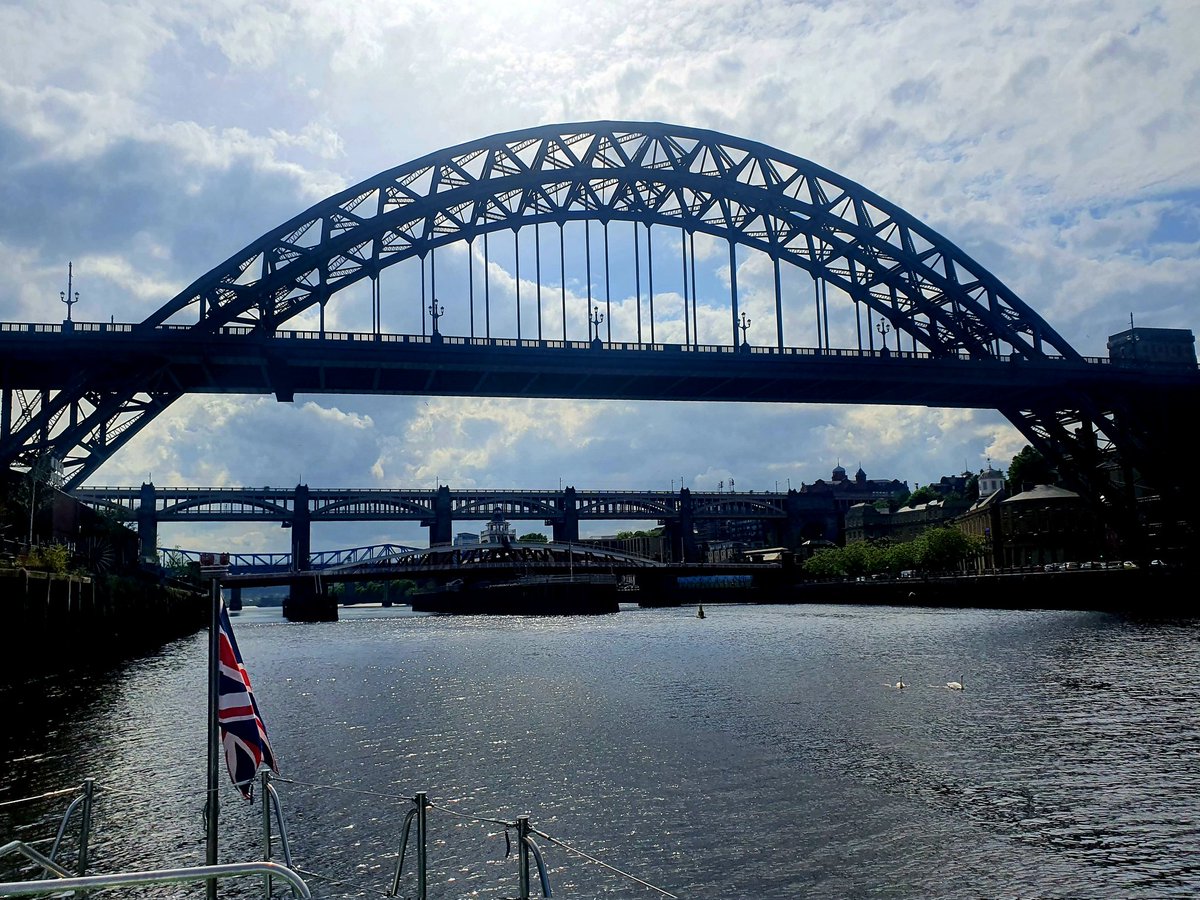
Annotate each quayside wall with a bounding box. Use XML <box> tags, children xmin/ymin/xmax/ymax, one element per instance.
<box><xmin>5</xmin><ymin>569</ymin><xmax>207</xmax><ymax>671</ymax></box>
<box><xmin>780</xmin><ymin>567</ymin><xmax>1190</xmax><ymax>614</ymax></box>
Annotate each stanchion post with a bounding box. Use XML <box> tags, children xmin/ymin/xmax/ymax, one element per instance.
<box><xmin>206</xmin><ymin>573</ymin><xmax>220</xmax><ymax>900</ymax></box>
<box><xmin>200</xmin><ymin>553</ymin><xmax>229</xmax><ymax>900</ymax></box>
<box><xmin>260</xmin><ymin>771</ymin><xmax>272</xmax><ymax>899</ymax></box>
<box><xmin>517</xmin><ymin>816</ymin><xmax>531</xmax><ymax>900</ymax></box>
<box><xmin>415</xmin><ymin>791</ymin><xmax>428</xmax><ymax>900</ymax></box>
<box><xmin>75</xmin><ymin>777</ymin><xmax>94</xmax><ymax>899</ymax></box>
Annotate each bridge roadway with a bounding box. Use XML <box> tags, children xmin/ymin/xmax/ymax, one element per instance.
<box><xmin>211</xmin><ymin>552</ymin><xmax>1181</xmax><ymax>618</ymax></box>
<box><xmin>76</xmin><ymin>482</ymin><xmax>813</xmax><ymax>565</ymax></box>
<box><xmin>160</xmin><ymin>543</ymin><xmax>420</xmax><ymax>575</ymax></box>
<box><xmin>1</xmin><ymin>321</ymin><xmax>1178</xmax><ymax>408</ymax></box>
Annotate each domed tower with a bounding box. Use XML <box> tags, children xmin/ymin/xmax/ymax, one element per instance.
<box><xmin>832</xmin><ymin>463</ymin><xmax>847</xmax><ymax>483</ymax></box>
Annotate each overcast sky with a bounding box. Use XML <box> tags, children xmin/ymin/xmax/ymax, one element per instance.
<box><xmin>2</xmin><ymin>0</ymin><xmax>1197</xmax><ymax>553</ymax></box>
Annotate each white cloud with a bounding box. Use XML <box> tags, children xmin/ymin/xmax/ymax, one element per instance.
<box><xmin>3</xmin><ymin>0</ymin><xmax>1197</xmax><ymax>551</ymax></box>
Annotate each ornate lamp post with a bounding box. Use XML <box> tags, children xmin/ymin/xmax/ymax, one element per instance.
<box><xmin>589</xmin><ymin>304</ymin><xmax>605</xmax><ymax>346</ymax></box>
<box><xmin>428</xmin><ymin>297</ymin><xmax>444</xmax><ymax>342</ymax></box>
<box><xmin>876</xmin><ymin>319</ymin><xmax>892</xmax><ymax>353</ymax></box>
<box><xmin>60</xmin><ymin>261</ymin><xmax>80</xmax><ymax>324</ymax></box>
<box><xmin>739</xmin><ymin>311</ymin><xmax>752</xmax><ymax>348</ymax></box>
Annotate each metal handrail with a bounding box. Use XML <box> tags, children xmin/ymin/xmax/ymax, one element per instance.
<box><xmin>0</xmin><ymin>842</ymin><xmax>73</xmax><ymax>880</ymax></box>
<box><xmin>0</xmin><ymin>862</ymin><xmax>311</xmax><ymax>898</ymax></box>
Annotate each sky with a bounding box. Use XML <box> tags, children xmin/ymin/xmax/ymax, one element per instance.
<box><xmin>2</xmin><ymin>0</ymin><xmax>1197</xmax><ymax>554</ymax></box>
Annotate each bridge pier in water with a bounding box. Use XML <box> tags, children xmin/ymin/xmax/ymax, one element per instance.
<box><xmin>663</xmin><ymin>488</ymin><xmax>700</xmax><ymax>563</ymax></box>
<box><xmin>552</xmin><ymin>486</ymin><xmax>580</xmax><ymax>543</ymax></box>
<box><xmin>423</xmin><ymin>485</ymin><xmax>453</xmax><ymax>546</ymax></box>
<box><xmin>289</xmin><ymin>484</ymin><xmax>311</xmax><ymax>570</ymax></box>
<box><xmin>283</xmin><ymin>483</ymin><xmax>336</xmax><ymax>621</ymax></box>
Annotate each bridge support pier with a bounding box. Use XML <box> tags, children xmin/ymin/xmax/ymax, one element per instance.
<box><xmin>283</xmin><ymin>484</ymin><xmax>335</xmax><ymax>621</ymax></box>
<box><xmin>552</xmin><ymin>487</ymin><xmax>580</xmax><ymax>543</ymax></box>
<box><xmin>426</xmin><ymin>485</ymin><xmax>453</xmax><ymax>546</ymax></box>
<box><xmin>290</xmin><ymin>484</ymin><xmax>311</xmax><ymax>571</ymax></box>
<box><xmin>137</xmin><ymin>482</ymin><xmax>158</xmax><ymax>566</ymax></box>
<box><xmin>664</xmin><ymin>488</ymin><xmax>699</xmax><ymax>563</ymax></box>
<box><xmin>228</xmin><ymin>585</ymin><xmax>242</xmax><ymax>612</ymax></box>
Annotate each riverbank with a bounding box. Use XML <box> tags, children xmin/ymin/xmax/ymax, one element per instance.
<box><xmin>5</xmin><ymin>569</ymin><xmax>207</xmax><ymax>674</ymax></box>
<box><xmin>636</xmin><ymin>566</ymin><xmax>1192</xmax><ymax>615</ymax></box>
<box><xmin>780</xmin><ymin>566</ymin><xmax>1192</xmax><ymax>613</ymax></box>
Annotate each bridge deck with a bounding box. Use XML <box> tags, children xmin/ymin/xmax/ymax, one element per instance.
<box><xmin>4</xmin><ymin>323</ymin><xmax>1186</xmax><ymax>409</ymax></box>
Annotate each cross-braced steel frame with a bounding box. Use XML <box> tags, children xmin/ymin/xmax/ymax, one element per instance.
<box><xmin>1</xmin><ymin>122</ymin><xmax>1188</xmax><ymax>534</ymax></box>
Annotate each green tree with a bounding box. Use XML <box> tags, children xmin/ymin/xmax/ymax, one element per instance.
<box><xmin>964</xmin><ymin>474</ymin><xmax>980</xmax><ymax>502</ymax></box>
<box><xmin>518</xmin><ymin>532</ymin><xmax>549</xmax><ymax>543</ymax></box>
<box><xmin>903</xmin><ymin>485</ymin><xmax>939</xmax><ymax>508</ymax></box>
<box><xmin>802</xmin><ymin>548</ymin><xmax>845</xmax><ymax>578</ymax></box>
<box><xmin>915</xmin><ymin>527</ymin><xmax>983</xmax><ymax>571</ymax></box>
<box><xmin>1007</xmin><ymin>445</ymin><xmax>1055</xmax><ymax>493</ymax></box>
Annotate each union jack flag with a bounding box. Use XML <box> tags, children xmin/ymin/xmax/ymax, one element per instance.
<box><xmin>217</xmin><ymin>600</ymin><xmax>279</xmax><ymax>800</ymax></box>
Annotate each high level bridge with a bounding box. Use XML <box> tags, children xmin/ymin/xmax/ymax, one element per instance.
<box><xmin>3</xmin><ymin>122</ymin><xmax>1197</xmax><ymax>552</ymax></box>
<box><xmin>76</xmin><ymin>483</ymin><xmax>801</xmax><ymax>565</ymax></box>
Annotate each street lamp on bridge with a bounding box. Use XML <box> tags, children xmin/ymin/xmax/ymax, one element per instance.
<box><xmin>60</xmin><ymin>262</ymin><xmax>80</xmax><ymax>325</ymax></box>
<box><xmin>589</xmin><ymin>305</ymin><xmax>605</xmax><ymax>347</ymax></box>
<box><xmin>876</xmin><ymin>319</ymin><xmax>892</xmax><ymax>353</ymax></box>
<box><xmin>739</xmin><ymin>311</ymin><xmax>752</xmax><ymax>349</ymax></box>
<box><xmin>428</xmin><ymin>298</ymin><xmax>444</xmax><ymax>332</ymax></box>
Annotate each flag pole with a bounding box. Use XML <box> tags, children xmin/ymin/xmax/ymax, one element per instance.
<box><xmin>206</xmin><ymin>571</ymin><xmax>221</xmax><ymax>900</ymax></box>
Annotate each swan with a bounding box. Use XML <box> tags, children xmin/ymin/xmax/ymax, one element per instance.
<box><xmin>882</xmin><ymin>681</ymin><xmax>907</xmax><ymax>689</ymax></box>
<box><xmin>946</xmin><ymin>676</ymin><xmax>964</xmax><ymax>691</ymax></box>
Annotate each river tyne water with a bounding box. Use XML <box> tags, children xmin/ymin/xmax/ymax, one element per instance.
<box><xmin>2</xmin><ymin>601</ymin><xmax>1199</xmax><ymax>898</ymax></box>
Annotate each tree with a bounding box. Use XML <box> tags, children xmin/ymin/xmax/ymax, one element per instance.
<box><xmin>615</xmin><ymin>528</ymin><xmax>662</xmax><ymax>539</ymax></box>
<box><xmin>914</xmin><ymin>527</ymin><xmax>983</xmax><ymax>572</ymax></box>
<box><xmin>802</xmin><ymin>548</ymin><xmax>844</xmax><ymax>578</ymax></box>
<box><xmin>903</xmin><ymin>485</ymin><xmax>939</xmax><ymax>508</ymax></box>
<box><xmin>1007</xmin><ymin>445</ymin><xmax>1055</xmax><ymax>493</ymax></box>
<box><xmin>964</xmin><ymin>474</ymin><xmax>980</xmax><ymax>502</ymax></box>
<box><xmin>519</xmin><ymin>532</ymin><xmax>549</xmax><ymax>543</ymax></box>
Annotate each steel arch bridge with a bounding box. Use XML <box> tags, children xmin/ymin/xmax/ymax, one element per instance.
<box><xmin>2</xmin><ymin>122</ymin><xmax>1196</xmax><ymax>536</ymax></box>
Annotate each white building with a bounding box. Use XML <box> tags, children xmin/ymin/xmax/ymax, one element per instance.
<box><xmin>979</xmin><ymin>466</ymin><xmax>1006</xmax><ymax>498</ymax></box>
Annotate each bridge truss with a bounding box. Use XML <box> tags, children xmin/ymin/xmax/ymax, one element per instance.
<box><xmin>2</xmin><ymin>122</ymin><xmax>1196</xmax><ymax>543</ymax></box>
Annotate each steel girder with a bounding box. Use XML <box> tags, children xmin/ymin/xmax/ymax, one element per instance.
<box><xmin>74</xmin><ymin>486</ymin><xmax>796</xmax><ymax>523</ymax></box>
<box><xmin>2</xmin><ymin>122</ymin><xmax>1148</xmax><ymax>503</ymax></box>
<box><xmin>143</xmin><ymin>121</ymin><xmax>1076</xmax><ymax>360</ymax></box>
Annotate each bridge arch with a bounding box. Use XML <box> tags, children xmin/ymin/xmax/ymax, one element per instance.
<box><xmin>5</xmin><ymin>121</ymin><xmax>1195</xmax><ymax>553</ymax></box>
<box><xmin>6</xmin><ymin>122</ymin><xmax>1084</xmax><ymax>488</ymax></box>
<box><xmin>313</xmin><ymin>496</ymin><xmax>434</xmax><ymax>519</ymax></box>
<box><xmin>144</xmin><ymin>121</ymin><xmax>1074</xmax><ymax>362</ymax></box>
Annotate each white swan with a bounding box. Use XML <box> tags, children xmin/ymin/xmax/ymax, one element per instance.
<box><xmin>882</xmin><ymin>681</ymin><xmax>907</xmax><ymax>689</ymax></box>
<box><xmin>946</xmin><ymin>676</ymin><xmax>964</xmax><ymax>691</ymax></box>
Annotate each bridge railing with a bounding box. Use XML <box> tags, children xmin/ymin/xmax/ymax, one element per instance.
<box><xmin>4</xmin><ymin>320</ymin><xmax>1142</xmax><ymax>368</ymax></box>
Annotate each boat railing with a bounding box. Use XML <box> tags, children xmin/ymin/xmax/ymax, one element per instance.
<box><xmin>0</xmin><ymin>779</ymin><xmax>310</xmax><ymax>900</ymax></box>
<box><xmin>0</xmin><ymin>861</ymin><xmax>312</xmax><ymax>898</ymax></box>
<box><xmin>272</xmin><ymin>773</ymin><xmax>678</xmax><ymax>898</ymax></box>
<box><xmin>3</xmin><ymin>775</ymin><xmax>677</xmax><ymax>900</ymax></box>
<box><xmin>0</xmin><ymin>778</ymin><xmax>94</xmax><ymax>887</ymax></box>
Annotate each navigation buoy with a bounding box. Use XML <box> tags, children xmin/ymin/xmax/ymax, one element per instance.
<box><xmin>697</xmin><ymin>604</ymin><xmax>706</xmax><ymax>619</ymax></box>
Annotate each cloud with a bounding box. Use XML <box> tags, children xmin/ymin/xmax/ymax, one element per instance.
<box><xmin>3</xmin><ymin>0</ymin><xmax>1197</xmax><ymax>552</ymax></box>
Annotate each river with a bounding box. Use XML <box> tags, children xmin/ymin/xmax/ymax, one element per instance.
<box><xmin>2</xmin><ymin>602</ymin><xmax>1198</xmax><ymax>897</ymax></box>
